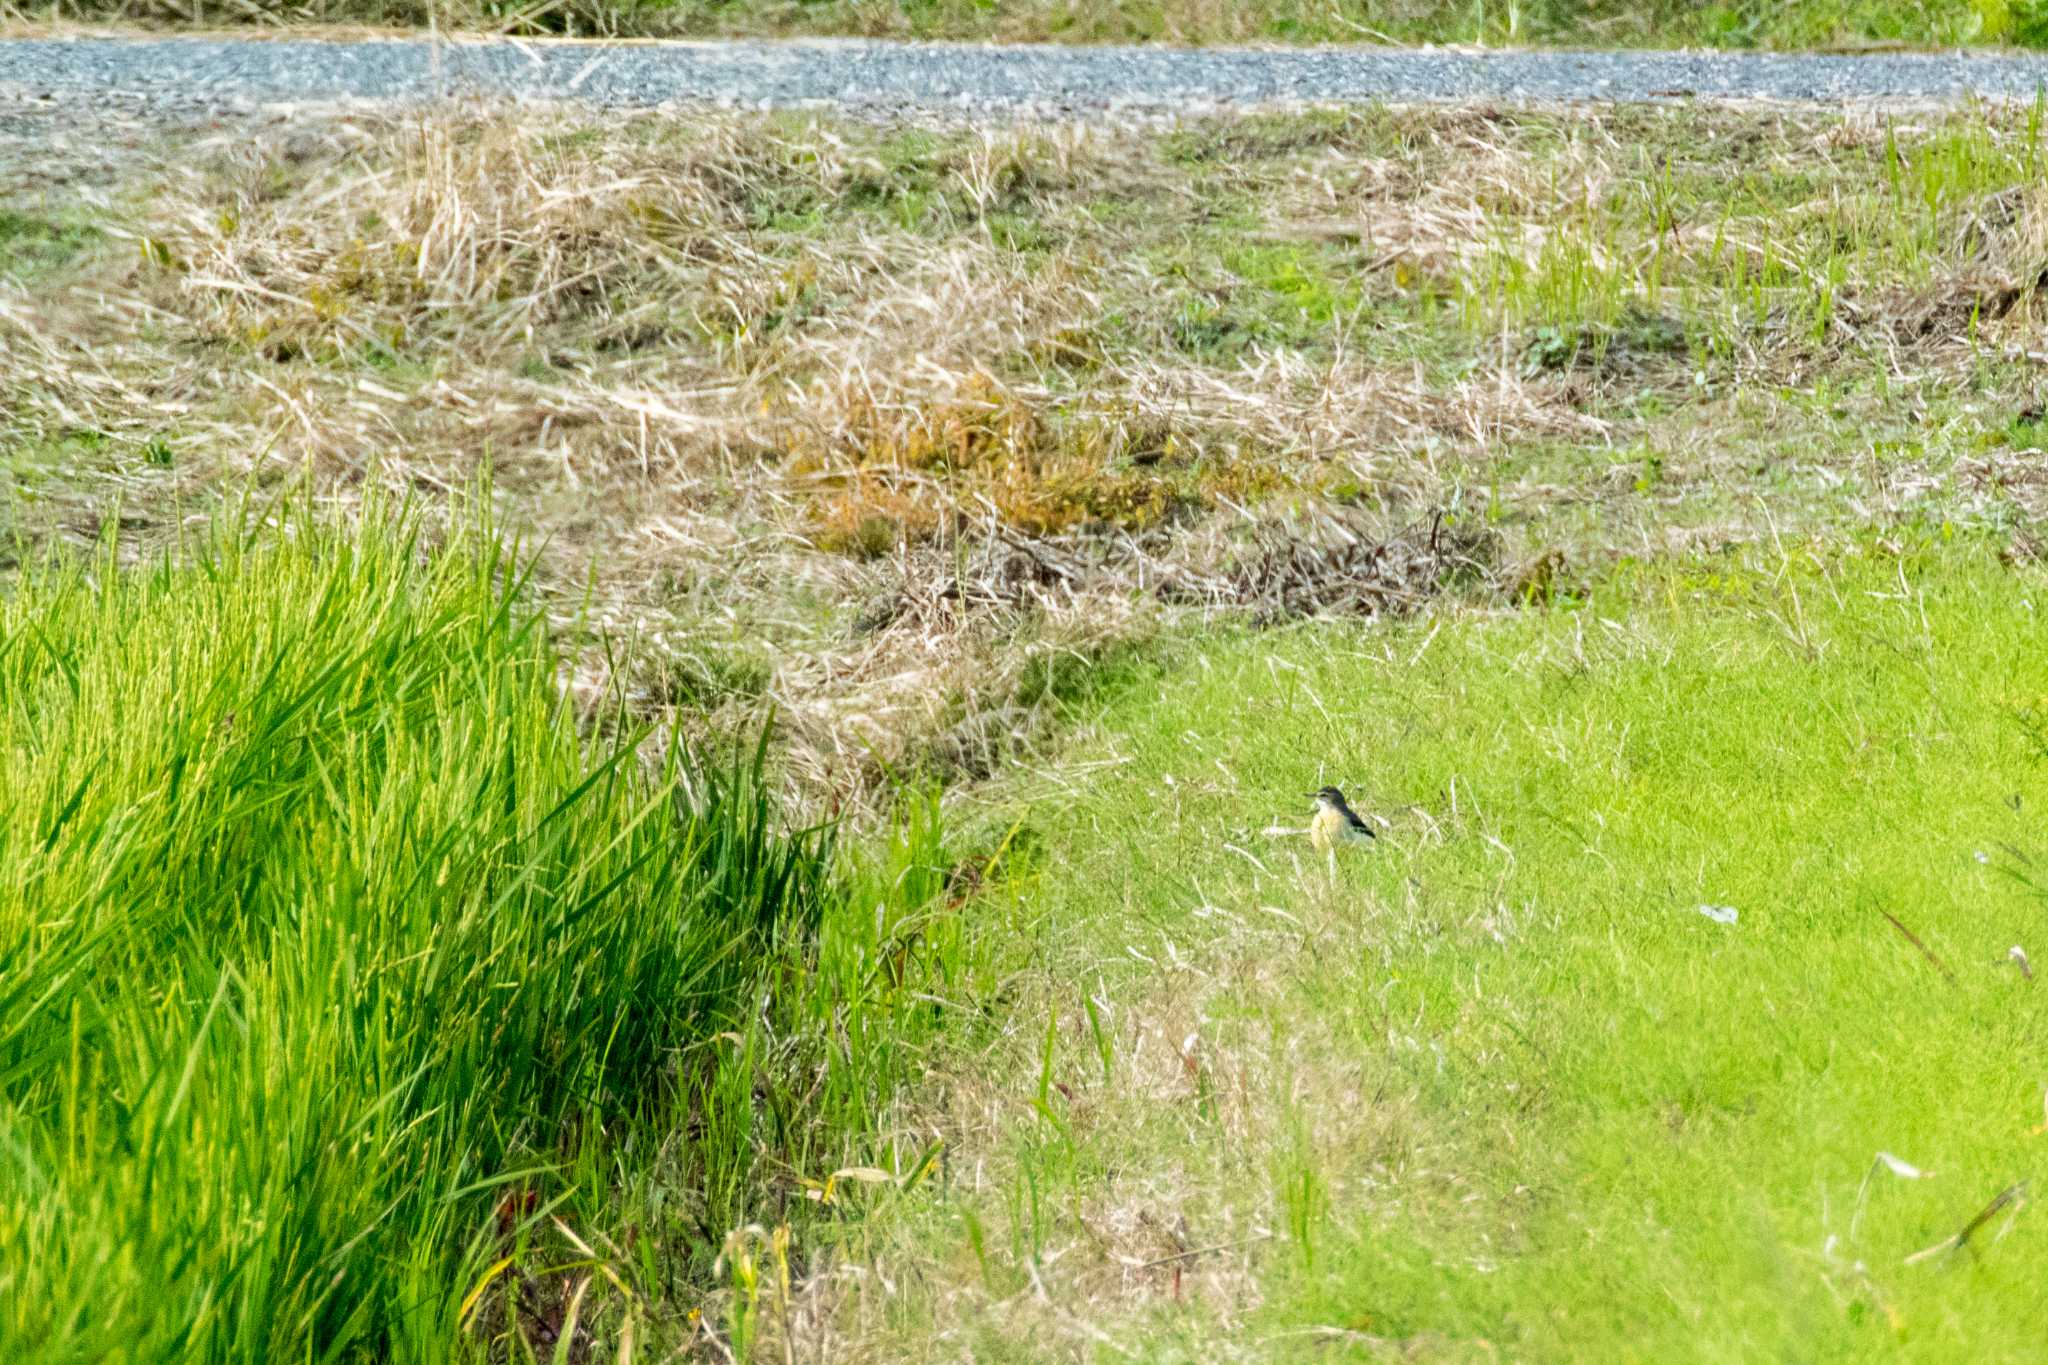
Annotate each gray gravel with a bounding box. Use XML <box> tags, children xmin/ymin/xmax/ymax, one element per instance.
<box><xmin>4</xmin><ymin>37</ymin><xmax>2048</xmax><ymax>117</ymax></box>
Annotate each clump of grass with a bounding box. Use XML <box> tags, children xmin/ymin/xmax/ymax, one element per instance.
<box><xmin>792</xmin><ymin>375</ymin><xmax>1188</xmax><ymax>549</ymax></box>
<box><xmin>640</xmin><ymin>637</ymin><xmax>775</xmax><ymax>709</ymax></box>
<box><xmin>0</xmin><ymin>496</ymin><xmax>955</xmax><ymax>1359</ymax></box>
<box><xmin>142</xmin><ymin>117</ymin><xmax>780</xmax><ymax>369</ymax></box>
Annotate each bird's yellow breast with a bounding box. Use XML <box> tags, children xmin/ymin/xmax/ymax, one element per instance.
<box><xmin>1310</xmin><ymin>805</ymin><xmax>1346</xmax><ymax>853</ymax></box>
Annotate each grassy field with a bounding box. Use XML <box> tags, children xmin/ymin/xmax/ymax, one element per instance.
<box><xmin>821</xmin><ymin>540</ymin><xmax>2048</xmax><ymax>1359</ymax></box>
<box><xmin>14</xmin><ymin>0</ymin><xmax>2048</xmax><ymax>49</ymax></box>
<box><xmin>6</xmin><ymin>92</ymin><xmax>2048</xmax><ymax>1358</ymax></box>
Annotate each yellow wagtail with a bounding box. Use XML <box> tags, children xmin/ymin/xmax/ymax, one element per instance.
<box><xmin>1308</xmin><ymin>786</ymin><xmax>1377</xmax><ymax>853</ymax></box>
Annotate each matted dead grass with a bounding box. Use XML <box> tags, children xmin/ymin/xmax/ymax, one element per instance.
<box><xmin>5</xmin><ymin>98</ymin><xmax>2045</xmax><ymax>816</ymax></box>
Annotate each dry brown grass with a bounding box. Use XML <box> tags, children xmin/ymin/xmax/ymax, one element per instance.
<box><xmin>0</xmin><ymin>107</ymin><xmax>1432</xmax><ymax>804</ymax></box>
<box><xmin>5</xmin><ymin>98</ymin><xmax>2044</xmax><ymax>818</ymax></box>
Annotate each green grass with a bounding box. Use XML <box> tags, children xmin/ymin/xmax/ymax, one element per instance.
<box><xmin>0</xmin><ymin>209</ymin><xmax>97</xmax><ymax>282</ymax></box>
<box><xmin>0</xmin><ymin>498</ymin><xmax>972</xmax><ymax>1361</ymax></box>
<box><xmin>868</xmin><ymin>538</ymin><xmax>2048</xmax><ymax>1357</ymax></box>
<box><xmin>32</xmin><ymin>0</ymin><xmax>2048</xmax><ymax>48</ymax></box>
<box><xmin>15</xmin><ymin>97</ymin><xmax>2048</xmax><ymax>1358</ymax></box>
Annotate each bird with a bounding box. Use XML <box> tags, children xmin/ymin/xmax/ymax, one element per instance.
<box><xmin>1308</xmin><ymin>786</ymin><xmax>1377</xmax><ymax>854</ymax></box>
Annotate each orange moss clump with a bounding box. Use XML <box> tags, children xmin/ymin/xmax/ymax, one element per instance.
<box><xmin>793</xmin><ymin>375</ymin><xmax>1184</xmax><ymax>554</ymax></box>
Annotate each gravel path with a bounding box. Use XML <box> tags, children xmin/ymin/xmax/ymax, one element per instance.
<box><xmin>3</xmin><ymin>37</ymin><xmax>2048</xmax><ymax>116</ymax></box>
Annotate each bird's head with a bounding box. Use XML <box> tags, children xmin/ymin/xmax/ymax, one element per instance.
<box><xmin>1308</xmin><ymin>786</ymin><xmax>1348</xmax><ymax>809</ymax></box>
